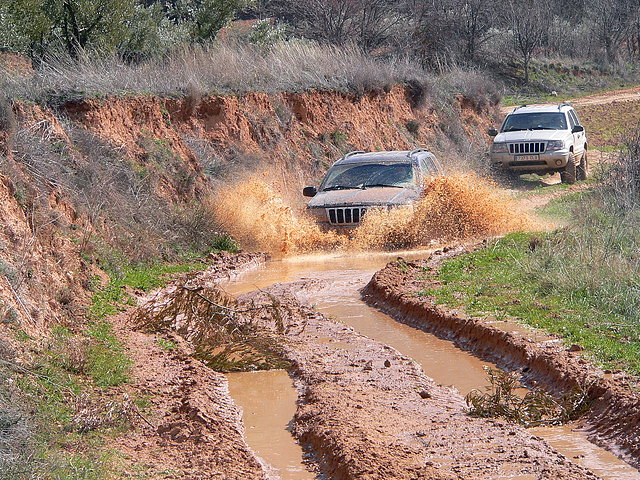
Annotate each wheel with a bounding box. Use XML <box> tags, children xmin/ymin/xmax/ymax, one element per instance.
<box><xmin>576</xmin><ymin>151</ymin><xmax>588</xmax><ymax>181</ymax></box>
<box><xmin>560</xmin><ymin>154</ymin><xmax>577</xmax><ymax>184</ymax></box>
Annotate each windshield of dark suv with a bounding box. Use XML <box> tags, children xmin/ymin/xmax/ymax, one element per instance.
<box><xmin>502</xmin><ymin>112</ymin><xmax>567</xmax><ymax>132</ymax></box>
<box><xmin>320</xmin><ymin>162</ymin><xmax>416</xmax><ymax>191</ymax></box>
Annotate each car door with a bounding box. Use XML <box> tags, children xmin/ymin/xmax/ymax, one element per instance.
<box><xmin>569</xmin><ymin>110</ymin><xmax>586</xmax><ymax>155</ymax></box>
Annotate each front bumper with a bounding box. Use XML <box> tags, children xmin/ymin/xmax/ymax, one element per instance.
<box><xmin>490</xmin><ymin>151</ymin><xmax>572</xmax><ymax>172</ymax></box>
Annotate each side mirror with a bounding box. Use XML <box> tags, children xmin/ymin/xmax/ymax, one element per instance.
<box><xmin>303</xmin><ymin>186</ymin><xmax>317</xmax><ymax>197</ymax></box>
<box><xmin>572</xmin><ymin>125</ymin><xmax>584</xmax><ymax>133</ymax></box>
<box><xmin>487</xmin><ymin>128</ymin><xmax>498</xmax><ymax>137</ymax></box>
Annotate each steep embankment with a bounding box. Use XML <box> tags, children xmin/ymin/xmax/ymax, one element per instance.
<box><xmin>0</xmin><ymin>86</ymin><xmax>495</xmax><ymax>334</ymax></box>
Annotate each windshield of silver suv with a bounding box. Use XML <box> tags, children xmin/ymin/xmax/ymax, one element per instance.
<box><xmin>502</xmin><ymin>112</ymin><xmax>567</xmax><ymax>132</ymax></box>
<box><xmin>320</xmin><ymin>162</ymin><xmax>416</xmax><ymax>190</ymax></box>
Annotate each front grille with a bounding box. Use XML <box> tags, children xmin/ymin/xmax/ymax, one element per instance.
<box><xmin>327</xmin><ymin>207</ymin><xmax>368</xmax><ymax>225</ymax></box>
<box><xmin>509</xmin><ymin>142</ymin><xmax>546</xmax><ymax>154</ymax></box>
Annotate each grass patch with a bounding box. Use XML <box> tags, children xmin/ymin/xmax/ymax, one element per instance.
<box><xmin>86</xmin><ymin>322</ymin><xmax>131</xmax><ymax>388</ymax></box>
<box><xmin>90</xmin><ymin>261</ymin><xmax>207</xmax><ymax>320</ymax></box>
<box><xmin>535</xmin><ymin>190</ymin><xmax>589</xmax><ymax>220</ymax></box>
<box><xmin>5</xmin><ymin>326</ymin><xmax>134</xmax><ymax>479</ymax></box>
<box><xmin>421</xmin><ymin>232</ymin><xmax>640</xmax><ymax>375</ymax></box>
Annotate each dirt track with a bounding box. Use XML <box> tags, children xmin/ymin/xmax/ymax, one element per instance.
<box><xmin>240</xmin><ymin>281</ymin><xmax>600</xmax><ymax>479</ymax></box>
<box><xmin>114</xmin><ymin>249</ymin><xmax>640</xmax><ymax>479</ymax></box>
<box><xmin>500</xmin><ymin>85</ymin><xmax>640</xmax><ymax>115</ymax></box>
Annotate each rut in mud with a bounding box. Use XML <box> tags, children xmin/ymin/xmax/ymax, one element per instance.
<box><xmin>211</xmin><ymin>173</ymin><xmax>533</xmax><ymax>255</ymax></box>
<box><xmin>129</xmin><ymin>249</ymin><xmax>639</xmax><ymax>479</ymax></box>
<box><xmin>220</xmin><ymin>255</ymin><xmax>640</xmax><ymax>480</ymax></box>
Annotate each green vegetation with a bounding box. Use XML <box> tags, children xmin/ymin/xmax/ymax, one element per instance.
<box><xmin>90</xmin><ymin>261</ymin><xmax>207</xmax><ymax>320</ymax></box>
<box><xmin>85</xmin><ymin>322</ymin><xmax>131</xmax><ymax>387</ymax></box>
<box><xmin>423</xmin><ymin>227</ymin><xmax>640</xmax><ymax>374</ymax></box>
<box><xmin>1</xmin><ymin>326</ymin><xmax>134</xmax><ymax>479</ymax></box>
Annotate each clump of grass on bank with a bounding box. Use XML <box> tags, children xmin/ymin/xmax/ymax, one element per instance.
<box><xmin>90</xmin><ymin>260</ymin><xmax>208</xmax><ymax>320</ymax></box>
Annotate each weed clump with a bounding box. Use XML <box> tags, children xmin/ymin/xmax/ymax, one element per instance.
<box><xmin>466</xmin><ymin>367</ymin><xmax>592</xmax><ymax>427</ymax></box>
<box><xmin>134</xmin><ymin>279</ymin><xmax>290</xmax><ymax>372</ymax></box>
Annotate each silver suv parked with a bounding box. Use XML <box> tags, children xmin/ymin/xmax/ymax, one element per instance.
<box><xmin>488</xmin><ymin>103</ymin><xmax>588</xmax><ymax>184</ymax></box>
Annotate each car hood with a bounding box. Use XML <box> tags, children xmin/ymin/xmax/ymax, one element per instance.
<box><xmin>494</xmin><ymin>130</ymin><xmax>570</xmax><ymax>143</ymax></box>
<box><xmin>307</xmin><ymin>186</ymin><xmax>420</xmax><ymax>208</ymax></box>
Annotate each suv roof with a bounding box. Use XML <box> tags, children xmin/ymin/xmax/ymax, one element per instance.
<box><xmin>510</xmin><ymin>103</ymin><xmax>574</xmax><ymax>115</ymax></box>
<box><xmin>334</xmin><ymin>149</ymin><xmax>432</xmax><ymax>166</ymax></box>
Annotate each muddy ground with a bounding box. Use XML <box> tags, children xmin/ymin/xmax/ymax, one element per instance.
<box><xmin>362</xmin><ymin>248</ymin><xmax>640</xmax><ymax>471</ymax></box>
<box><xmin>114</xmin><ymin>248</ymin><xmax>637</xmax><ymax>479</ymax></box>
<box><xmin>110</xmin><ymin>252</ymin><xmax>270</xmax><ymax>479</ymax></box>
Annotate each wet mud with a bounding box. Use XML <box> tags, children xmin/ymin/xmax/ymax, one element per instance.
<box><xmin>361</xmin><ymin>247</ymin><xmax>640</xmax><ymax>471</ymax></box>
<box><xmin>237</xmin><ymin>281</ymin><xmax>598</xmax><ymax>480</ymax></box>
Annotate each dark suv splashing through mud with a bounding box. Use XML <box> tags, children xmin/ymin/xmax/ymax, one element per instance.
<box><xmin>303</xmin><ymin>149</ymin><xmax>442</xmax><ymax>227</ymax></box>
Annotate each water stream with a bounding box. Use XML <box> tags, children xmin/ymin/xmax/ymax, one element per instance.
<box><xmin>221</xmin><ymin>252</ymin><xmax>640</xmax><ymax>480</ymax></box>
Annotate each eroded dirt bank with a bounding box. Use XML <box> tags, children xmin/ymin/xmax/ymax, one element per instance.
<box><xmin>361</xmin><ymin>248</ymin><xmax>640</xmax><ymax>469</ymax></box>
<box><xmin>235</xmin><ymin>281</ymin><xmax>598</xmax><ymax>480</ymax></box>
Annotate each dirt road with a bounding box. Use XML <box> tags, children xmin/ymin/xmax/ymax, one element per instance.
<box><xmin>500</xmin><ymin>85</ymin><xmax>640</xmax><ymax>115</ymax></box>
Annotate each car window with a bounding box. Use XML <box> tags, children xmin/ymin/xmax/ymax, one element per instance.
<box><xmin>419</xmin><ymin>157</ymin><xmax>439</xmax><ymax>176</ymax></box>
<box><xmin>569</xmin><ymin>110</ymin><xmax>581</xmax><ymax>126</ymax></box>
<box><xmin>502</xmin><ymin>112</ymin><xmax>567</xmax><ymax>131</ymax></box>
<box><xmin>567</xmin><ymin>111</ymin><xmax>577</xmax><ymax>129</ymax></box>
<box><xmin>321</xmin><ymin>162</ymin><xmax>415</xmax><ymax>190</ymax></box>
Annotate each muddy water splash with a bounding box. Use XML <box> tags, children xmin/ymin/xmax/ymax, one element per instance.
<box><xmin>212</xmin><ymin>173</ymin><xmax>533</xmax><ymax>255</ymax></box>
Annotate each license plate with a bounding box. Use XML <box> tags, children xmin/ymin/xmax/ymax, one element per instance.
<box><xmin>514</xmin><ymin>155</ymin><xmax>540</xmax><ymax>161</ymax></box>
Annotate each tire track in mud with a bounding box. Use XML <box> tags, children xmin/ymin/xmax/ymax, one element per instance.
<box><xmin>361</xmin><ymin>247</ymin><xmax>640</xmax><ymax>472</ymax></box>
<box><xmin>236</xmin><ymin>281</ymin><xmax>599</xmax><ymax>480</ymax></box>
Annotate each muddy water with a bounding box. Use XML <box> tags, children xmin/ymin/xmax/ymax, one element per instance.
<box><xmin>223</xmin><ymin>252</ymin><xmax>640</xmax><ymax>480</ymax></box>
<box><xmin>227</xmin><ymin>370</ymin><xmax>317</xmax><ymax>479</ymax></box>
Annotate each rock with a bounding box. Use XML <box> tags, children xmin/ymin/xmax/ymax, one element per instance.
<box><xmin>568</xmin><ymin>344</ymin><xmax>583</xmax><ymax>352</ymax></box>
<box><xmin>384</xmin><ymin>359</ymin><xmax>391</xmax><ymax>368</ymax></box>
<box><xmin>419</xmin><ymin>390</ymin><xmax>431</xmax><ymax>399</ymax></box>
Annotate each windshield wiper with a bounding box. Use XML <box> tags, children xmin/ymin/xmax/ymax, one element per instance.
<box><xmin>361</xmin><ymin>183</ymin><xmax>404</xmax><ymax>189</ymax></box>
<box><xmin>323</xmin><ymin>185</ymin><xmax>358</xmax><ymax>191</ymax></box>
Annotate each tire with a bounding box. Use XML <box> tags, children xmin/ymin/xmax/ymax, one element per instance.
<box><xmin>576</xmin><ymin>151</ymin><xmax>588</xmax><ymax>181</ymax></box>
<box><xmin>560</xmin><ymin>154</ymin><xmax>577</xmax><ymax>184</ymax></box>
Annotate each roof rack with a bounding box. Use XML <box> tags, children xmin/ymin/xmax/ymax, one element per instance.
<box><xmin>557</xmin><ymin>101</ymin><xmax>572</xmax><ymax>110</ymax></box>
<box><xmin>512</xmin><ymin>104</ymin><xmax>527</xmax><ymax>113</ymax></box>
<box><xmin>343</xmin><ymin>150</ymin><xmax>365</xmax><ymax>159</ymax></box>
<box><xmin>407</xmin><ymin>147</ymin><xmax>430</xmax><ymax>157</ymax></box>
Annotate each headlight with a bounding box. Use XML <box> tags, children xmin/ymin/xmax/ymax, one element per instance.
<box><xmin>546</xmin><ymin>140</ymin><xmax>565</xmax><ymax>151</ymax></box>
<box><xmin>491</xmin><ymin>142</ymin><xmax>509</xmax><ymax>153</ymax></box>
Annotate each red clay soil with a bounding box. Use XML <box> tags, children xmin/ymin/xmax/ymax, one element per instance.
<box><xmin>111</xmin><ymin>252</ymin><xmax>269</xmax><ymax>479</ymax></box>
<box><xmin>361</xmin><ymin>247</ymin><xmax>640</xmax><ymax>470</ymax></box>
<box><xmin>238</xmin><ymin>282</ymin><xmax>599</xmax><ymax>480</ymax></box>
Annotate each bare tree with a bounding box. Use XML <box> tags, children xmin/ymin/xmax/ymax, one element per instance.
<box><xmin>455</xmin><ymin>0</ymin><xmax>495</xmax><ymax>61</ymax></box>
<box><xmin>587</xmin><ymin>0</ymin><xmax>636</xmax><ymax>64</ymax></box>
<box><xmin>505</xmin><ymin>0</ymin><xmax>550</xmax><ymax>83</ymax></box>
<box><xmin>268</xmin><ymin>0</ymin><xmax>406</xmax><ymax>52</ymax></box>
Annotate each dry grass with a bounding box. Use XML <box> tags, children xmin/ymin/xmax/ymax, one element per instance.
<box><xmin>0</xmin><ymin>42</ymin><xmax>501</xmax><ymax>112</ymax></box>
<box><xmin>134</xmin><ymin>277</ymin><xmax>290</xmax><ymax>371</ymax></box>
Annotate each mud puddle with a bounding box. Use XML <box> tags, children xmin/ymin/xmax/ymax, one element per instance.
<box><xmin>227</xmin><ymin>370</ymin><xmax>317</xmax><ymax>480</ymax></box>
<box><xmin>223</xmin><ymin>252</ymin><xmax>640</xmax><ymax>480</ymax></box>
